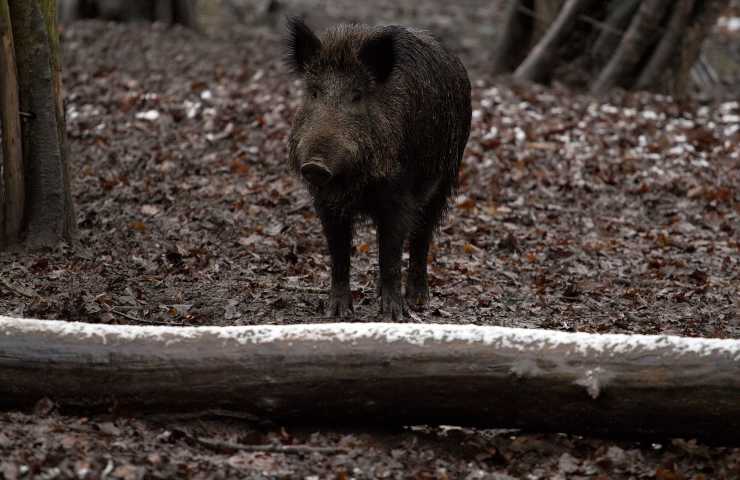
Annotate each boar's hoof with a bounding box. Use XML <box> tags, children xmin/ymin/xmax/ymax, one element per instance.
<box><xmin>405</xmin><ymin>284</ymin><xmax>430</xmax><ymax>311</ymax></box>
<box><xmin>300</xmin><ymin>161</ymin><xmax>333</xmax><ymax>187</ymax></box>
<box><xmin>380</xmin><ymin>293</ymin><xmax>405</xmax><ymax>321</ymax></box>
<box><xmin>326</xmin><ymin>290</ymin><xmax>353</xmax><ymax>318</ymax></box>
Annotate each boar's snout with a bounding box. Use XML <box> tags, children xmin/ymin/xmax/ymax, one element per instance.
<box><xmin>300</xmin><ymin>160</ymin><xmax>333</xmax><ymax>187</ymax></box>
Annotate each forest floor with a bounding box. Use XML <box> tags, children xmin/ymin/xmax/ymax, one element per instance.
<box><xmin>0</xmin><ymin>1</ymin><xmax>739</xmax><ymax>478</ymax></box>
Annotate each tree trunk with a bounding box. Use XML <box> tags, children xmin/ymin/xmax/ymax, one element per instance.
<box><xmin>671</xmin><ymin>0</ymin><xmax>731</xmax><ymax>97</ymax></box>
<box><xmin>531</xmin><ymin>0</ymin><xmax>564</xmax><ymax>43</ymax></box>
<box><xmin>589</xmin><ymin>0</ymin><xmax>639</xmax><ymax>66</ymax></box>
<box><xmin>635</xmin><ymin>0</ymin><xmax>696</xmax><ymax>91</ymax></box>
<box><xmin>493</xmin><ymin>0</ymin><xmax>730</xmax><ymax>97</ymax></box>
<box><xmin>591</xmin><ymin>0</ymin><xmax>671</xmax><ymax>95</ymax></box>
<box><xmin>172</xmin><ymin>0</ymin><xmax>196</xmax><ymax>28</ymax></box>
<box><xmin>514</xmin><ymin>0</ymin><xmax>595</xmax><ymax>83</ymax></box>
<box><xmin>154</xmin><ymin>0</ymin><xmax>174</xmax><ymax>25</ymax></box>
<box><xmin>8</xmin><ymin>0</ymin><xmax>75</xmax><ymax>247</ymax></box>
<box><xmin>0</xmin><ymin>0</ymin><xmax>23</xmax><ymax>246</ymax></box>
<box><xmin>58</xmin><ymin>0</ymin><xmax>197</xmax><ymax>28</ymax></box>
<box><xmin>492</xmin><ymin>0</ymin><xmax>535</xmax><ymax>75</ymax></box>
<box><xmin>1</xmin><ymin>317</ymin><xmax>739</xmax><ymax>442</ymax></box>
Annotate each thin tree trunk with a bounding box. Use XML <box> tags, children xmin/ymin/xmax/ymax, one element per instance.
<box><xmin>531</xmin><ymin>0</ymin><xmax>564</xmax><ymax>44</ymax></box>
<box><xmin>154</xmin><ymin>0</ymin><xmax>174</xmax><ymax>24</ymax></box>
<box><xmin>492</xmin><ymin>0</ymin><xmax>535</xmax><ymax>75</ymax></box>
<box><xmin>673</xmin><ymin>0</ymin><xmax>731</xmax><ymax>97</ymax></box>
<box><xmin>8</xmin><ymin>0</ymin><xmax>75</xmax><ymax>246</ymax></box>
<box><xmin>514</xmin><ymin>0</ymin><xmax>595</xmax><ymax>83</ymax></box>
<box><xmin>172</xmin><ymin>0</ymin><xmax>196</xmax><ymax>29</ymax></box>
<box><xmin>635</xmin><ymin>0</ymin><xmax>695</xmax><ymax>92</ymax></box>
<box><xmin>591</xmin><ymin>0</ymin><xmax>671</xmax><ymax>95</ymax></box>
<box><xmin>0</xmin><ymin>0</ymin><xmax>23</xmax><ymax>246</ymax></box>
<box><xmin>589</xmin><ymin>0</ymin><xmax>639</xmax><ymax>66</ymax></box>
<box><xmin>1</xmin><ymin>317</ymin><xmax>739</xmax><ymax>441</ymax></box>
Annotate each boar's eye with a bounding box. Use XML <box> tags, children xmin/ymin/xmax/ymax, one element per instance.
<box><xmin>351</xmin><ymin>90</ymin><xmax>362</xmax><ymax>103</ymax></box>
<box><xmin>306</xmin><ymin>86</ymin><xmax>319</xmax><ymax>99</ymax></box>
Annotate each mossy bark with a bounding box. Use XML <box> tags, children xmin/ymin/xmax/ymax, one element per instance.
<box><xmin>0</xmin><ymin>0</ymin><xmax>24</xmax><ymax>246</ymax></box>
<box><xmin>8</xmin><ymin>0</ymin><xmax>75</xmax><ymax>247</ymax></box>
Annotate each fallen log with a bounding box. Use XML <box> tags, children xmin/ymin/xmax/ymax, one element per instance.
<box><xmin>0</xmin><ymin>316</ymin><xmax>738</xmax><ymax>441</ymax></box>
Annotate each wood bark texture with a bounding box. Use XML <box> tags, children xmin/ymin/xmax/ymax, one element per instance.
<box><xmin>492</xmin><ymin>0</ymin><xmax>535</xmax><ymax>75</ymax></box>
<box><xmin>635</xmin><ymin>0</ymin><xmax>696</xmax><ymax>91</ymax></box>
<box><xmin>58</xmin><ymin>0</ymin><xmax>197</xmax><ymax>28</ymax></box>
<box><xmin>671</xmin><ymin>0</ymin><xmax>731</xmax><ymax>96</ymax></box>
<box><xmin>589</xmin><ymin>0</ymin><xmax>639</xmax><ymax>66</ymax></box>
<box><xmin>494</xmin><ymin>0</ymin><xmax>728</xmax><ymax>96</ymax></box>
<box><xmin>0</xmin><ymin>0</ymin><xmax>23</xmax><ymax>245</ymax></box>
<box><xmin>8</xmin><ymin>0</ymin><xmax>75</xmax><ymax>246</ymax></box>
<box><xmin>514</xmin><ymin>0</ymin><xmax>595</xmax><ymax>82</ymax></box>
<box><xmin>1</xmin><ymin>317</ymin><xmax>739</xmax><ymax>442</ymax></box>
<box><xmin>591</xmin><ymin>0</ymin><xmax>672</xmax><ymax>94</ymax></box>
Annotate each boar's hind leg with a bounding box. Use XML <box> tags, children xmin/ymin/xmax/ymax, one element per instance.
<box><xmin>319</xmin><ymin>212</ymin><xmax>354</xmax><ymax>318</ymax></box>
<box><xmin>406</xmin><ymin>228</ymin><xmax>432</xmax><ymax>310</ymax></box>
<box><xmin>376</xmin><ymin>213</ymin><xmax>408</xmax><ymax>321</ymax></box>
<box><xmin>406</xmin><ymin>192</ymin><xmax>446</xmax><ymax>310</ymax></box>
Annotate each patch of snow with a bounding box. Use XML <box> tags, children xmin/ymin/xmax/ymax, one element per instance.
<box><xmin>1</xmin><ymin>317</ymin><xmax>739</xmax><ymax>361</ymax></box>
<box><xmin>718</xmin><ymin>16</ymin><xmax>740</xmax><ymax>32</ymax></box>
<box><xmin>641</xmin><ymin>110</ymin><xmax>658</xmax><ymax>120</ymax></box>
<box><xmin>514</xmin><ymin>127</ymin><xmax>526</xmax><ymax>143</ymax></box>
<box><xmin>724</xmin><ymin>124</ymin><xmax>739</xmax><ymax>137</ymax></box>
<box><xmin>135</xmin><ymin>110</ymin><xmax>160</xmax><ymax>121</ymax></box>
<box><xmin>601</xmin><ymin>104</ymin><xmax>619</xmax><ymax>115</ymax></box>
<box><xmin>719</xmin><ymin>101</ymin><xmax>738</xmax><ymax>113</ymax></box>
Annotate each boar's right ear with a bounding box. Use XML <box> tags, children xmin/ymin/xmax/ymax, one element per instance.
<box><xmin>359</xmin><ymin>29</ymin><xmax>397</xmax><ymax>84</ymax></box>
<box><xmin>286</xmin><ymin>17</ymin><xmax>321</xmax><ymax>73</ymax></box>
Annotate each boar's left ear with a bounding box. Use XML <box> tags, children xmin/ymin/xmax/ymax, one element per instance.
<box><xmin>286</xmin><ymin>17</ymin><xmax>321</xmax><ymax>73</ymax></box>
<box><xmin>359</xmin><ymin>28</ymin><xmax>397</xmax><ymax>83</ymax></box>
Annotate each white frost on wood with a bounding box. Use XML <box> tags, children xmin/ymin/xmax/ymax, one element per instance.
<box><xmin>574</xmin><ymin>367</ymin><xmax>616</xmax><ymax>399</ymax></box>
<box><xmin>718</xmin><ymin>16</ymin><xmax>740</xmax><ymax>32</ymax></box>
<box><xmin>1</xmin><ymin>315</ymin><xmax>739</xmax><ymax>361</ymax></box>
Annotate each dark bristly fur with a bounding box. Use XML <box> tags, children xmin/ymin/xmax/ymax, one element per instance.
<box><xmin>286</xmin><ymin>18</ymin><xmax>472</xmax><ymax>320</ymax></box>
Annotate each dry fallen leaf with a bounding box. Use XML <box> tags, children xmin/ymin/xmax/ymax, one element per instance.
<box><xmin>129</xmin><ymin>221</ymin><xmax>147</xmax><ymax>232</ymax></box>
<box><xmin>463</xmin><ymin>243</ymin><xmax>477</xmax><ymax>254</ymax></box>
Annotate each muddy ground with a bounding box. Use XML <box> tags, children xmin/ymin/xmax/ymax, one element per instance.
<box><xmin>0</xmin><ymin>1</ymin><xmax>738</xmax><ymax>478</ymax></box>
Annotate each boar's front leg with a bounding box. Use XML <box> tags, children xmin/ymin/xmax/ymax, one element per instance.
<box><xmin>376</xmin><ymin>212</ymin><xmax>407</xmax><ymax>321</ymax></box>
<box><xmin>319</xmin><ymin>211</ymin><xmax>354</xmax><ymax>318</ymax></box>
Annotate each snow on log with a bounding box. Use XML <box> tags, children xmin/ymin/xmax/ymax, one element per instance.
<box><xmin>0</xmin><ymin>316</ymin><xmax>739</xmax><ymax>440</ymax></box>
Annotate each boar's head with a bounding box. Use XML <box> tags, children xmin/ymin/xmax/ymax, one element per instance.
<box><xmin>286</xmin><ymin>18</ymin><xmax>403</xmax><ymax>196</ymax></box>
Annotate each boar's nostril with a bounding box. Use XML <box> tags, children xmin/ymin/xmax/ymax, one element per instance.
<box><xmin>300</xmin><ymin>161</ymin><xmax>333</xmax><ymax>187</ymax></box>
